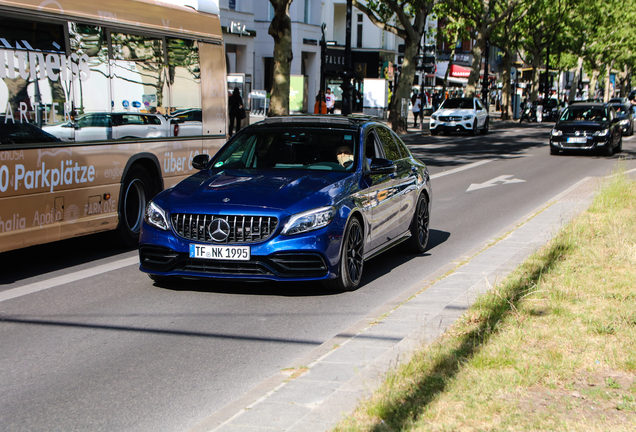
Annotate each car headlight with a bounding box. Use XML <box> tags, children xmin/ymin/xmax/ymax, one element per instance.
<box><xmin>431</xmin><ymin>114</ymin><xmax>437</xmax><ymax>120</ymax></box>
<box><xmin>551</xmin><ymin>129</ymin><xmax>563</xmax><ymax>136</ymax></box>
<box><xmin>145</xmin><ymin>201</ymin><xmax>169</xmax><ymax>230</ymax></box>
<box><xmin>593</xmin><ymin>129</ymin><xmax>609</xmax><ymax>136</ymax></box>
<box><xmin>620</xmin><ymin>119</ymin><xmax>629</xmax><ymax>125</ymax></box>
<box><xmin>463</xmin><ymin>115</ymin><xmax>473</xmax><ymax>120</ymax></box>
<box><xmin>282</xmin><ymin>206</ymin><xmax>335</xmax><ymax>235</ymax></box>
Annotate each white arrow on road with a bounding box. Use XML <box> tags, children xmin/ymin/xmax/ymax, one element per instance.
<box><xmin>467</xmin><ymin>175</ymin><xmax>526</xmax><ymax>192</ymax></box>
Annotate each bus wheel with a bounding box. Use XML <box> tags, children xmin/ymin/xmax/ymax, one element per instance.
<box><xmin>118</xmin><ymin>166</ymin><xmax>153</xmax><ymax>248</ymax></box>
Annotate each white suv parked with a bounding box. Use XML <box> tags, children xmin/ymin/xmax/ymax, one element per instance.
<box><xmin>429</xmin><ymin>97</ymin><xmax>489</xmax><ymax>136</ymax></box>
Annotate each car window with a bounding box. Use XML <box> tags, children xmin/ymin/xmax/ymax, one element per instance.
<box><xmin>390</xmin><ymin>129</ymin><xmax>411</xmax><ymax>159</ymax></box>
<box><xmin>212</xmin><ymin>127</ymin><xmax>358</xmax><ymax>172</ymax></box>
<box><xmin>365</xmin><ymin>131</ymin><xmax>381</xmax><ymax>160</ymax></box>
<box><xmin>560</xmin><ymin>107</ymin><xmax>607</xmax><ymax>122</ymax></box>
<box><xmin>440</xmin><ymin>98</ymin><xmax>474</xmax><ymax>110</ymax></box>
<box><xmin>475</xmin><ymin>99</ymin><xmax>484</xmax><ymax>110</ymax></box>
<box><xmin>375</xmin><ymin>127</ymin><xmax>401</xmax><ymax>161</ymax></box>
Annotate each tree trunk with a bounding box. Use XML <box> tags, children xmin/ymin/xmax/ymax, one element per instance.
<box><xmin>568</xmin><ymin>56</ymin><xmax>584</xmax><ymax>103</ymax></box>
<box><xmin>465</xmin><ymin>32</ymin><xmax>485</xmax><ymax>98</ymax></box>
<box><xmin>268</xmin><ymin>0</ymin><xmax>293</xmax><ymax>116</ymax></box>
<box><xmin>603</xmin><ymin>63</ymin><xmax>613</xmax><ymax>102</ymax></box>
<box><xmin>501</xmin><ymin>50</ymin><xmax>512</xmax><ymax>120</ymax></box>
<box><xmin>530</xmin><ymin>49</ymin><xmax>541</xmax><ymax>102</ymax></box>
<box><xmin>589</xmin><ymin>68</ymin><xmax>600</xmax><ymax>101</ymax></box>
<box><xmin>389</xmin><ymin>38</ymin><xmax>419</xmax><ymax>134</ymax></box>
<box><xmin>442</xmin><ymin>30</ymin><xmax>458</xmax><ymax>103</ymax></box>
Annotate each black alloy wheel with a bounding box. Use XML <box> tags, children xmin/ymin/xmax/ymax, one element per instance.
<box><xmin>480</xmin><ymin>117</ymin><xmax>489</xmax><ymax>135</ymax></box>
<box><xmin>324</xmin><ymin>217</ymin><xmax>364</xmax><ymax>291</ymax></box>
<box><xmin>470</xmin><ymin>120</ymin><xmax>478</xmax><ymax>136</ymax></box>
<box><xmin>404</xmin><ymin>193</ymin><xmax>430</xmax><ymax>254</ymax></box>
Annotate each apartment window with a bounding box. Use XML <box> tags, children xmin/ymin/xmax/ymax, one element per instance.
<box><xmin>357</xmin><ymin>14</ymin><xmax>363</xmax><ymax>48</ymax></box>
<box><xmin>229</xmin><ymin>0</ymin><xmax>236</xmax><ymax>11</ymax></box>
<box><xmin>304</xmin><ymin>0</ymin><xmax>310</xmax><ymax>23</ymax></box>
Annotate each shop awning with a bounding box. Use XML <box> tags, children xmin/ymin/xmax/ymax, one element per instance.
<box><xmin>449</xmin><ymin>64</ymin><xmax>471</xmax><ymax>78</ymax></box>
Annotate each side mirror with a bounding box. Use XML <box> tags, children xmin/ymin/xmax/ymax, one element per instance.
<box><xmin>365</xmin><ymin>158</ymin><xmax>397</xmax><ymax>176</ymax></box>
<box><xmin>192</xmin><ymin>154</ymin><xmax>210</xmax><ymax>170</ymax></box>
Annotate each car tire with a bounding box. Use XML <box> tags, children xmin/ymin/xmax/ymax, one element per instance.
<box><xmin>550</xmin><ymin>146</ymin><xmax>560</xmax><ymax>155</ymax></box>
<box><xmin>117</xmin><ymin>166</ymin><xmax>153</xmax><ymax>248</ymax></box>
<box><xmin>480</xmin><ymin>117</ymin><xmax>489</xmax><ymax>135</ymax></box>
<box><xmin>404</xmin><ymin>193</ymin><xmax>430</xmax><ymax>254</ymax></box>
<box><xmin>604</xmin><ymin>140</ymin><xmax>614</xmax><ymax>156</ymax></box>
<box><xmin>324</xmin><ymin>217</ymin><xmax>364</xmax><ymax>292</ymax></box>
<box><xmin>617</xmin><ymin>135</ymin><xmax>623</xmax><ymax>153</ymax></box>
<box><xmin>470</xmin><ymin>120</ymin><xmax>478</xmax><ymax>136</ymax></box>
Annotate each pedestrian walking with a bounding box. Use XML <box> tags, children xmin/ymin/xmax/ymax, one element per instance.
<box><xmin>314</xmin><ymin>91</ymin><xmax>327</xmax><ymax>114</ymax></box>
<box><xmin>432</xmin><ymin>91</ymin><xmax>441</xmax><ymax>111</ymax></box>
<box><xmin>412</xmin><ymin>94</ymin><xmax>422</xmax><ymax>128</ymax></box>
<box><xmin>228</xmin><ymin>87</ymin><xmax>243</xmax><ymax>136</ymax></box>
<box><xmin>325</xmin><ymin>88</ymin><xmax>335</xmax><ymax>114</ymax></box>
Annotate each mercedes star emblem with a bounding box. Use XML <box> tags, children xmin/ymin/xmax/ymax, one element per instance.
<box><xmin>208</xmin><ymin>218</ymin><xmax>231</xmax><ymax>242</ymax></box>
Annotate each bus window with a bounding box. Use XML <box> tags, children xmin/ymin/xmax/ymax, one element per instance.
<box><xmin>167</xmin><ymin>38</ymin><xmax>202</xmax><ymax>137</ymax></box>
<box><xmin>110</xmin><ymin>32</ymin><xmax>167</xmax><ymax>121</ymax></box>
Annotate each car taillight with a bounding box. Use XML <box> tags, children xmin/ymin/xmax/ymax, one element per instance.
<box><xmin>173</xmin><ymin>123</ymin><xmax>179</xmax><ymax>137</ymax></box>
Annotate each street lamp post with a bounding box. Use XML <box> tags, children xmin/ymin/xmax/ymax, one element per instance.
<box><xmin>340</xmin><ymin>0</ymin><xmax>353</xmax><ymax>116</ymax></box>
<box><xmin>320</xmin><ymin>23</ymin><xmax>327</xmax><ymax>95</ymax></box>
<box><xmin>481</xmin><ymin>40</ymin><xmax>490</xmax><ymax>107</ymax></box>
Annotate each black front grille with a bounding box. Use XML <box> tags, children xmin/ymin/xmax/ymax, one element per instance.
<box><xmin>139</xmin><ymin>246</ymin><xmax>180</xmax><ymax>271</ymax></box>
<box><xmin>183</xmin><ymin>259</ymin><xmax>273</xmax><ymax>275</ymax></box>
<box><xmin>269</xmin><ymin>253</ymin><xmax>327</xmax><ymax>277</ymax></box>
<box><xmin>171</xmin><ymin>213</ymin><xmax>278</xmax><ymax>244</ymax></box>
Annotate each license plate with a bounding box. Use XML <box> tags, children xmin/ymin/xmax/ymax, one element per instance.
<box><xmin>567</xmin><ymin>137</ymin><xmax>587</xmax><ymax>144</ymax></box>
<box><xmin>189</xmin><ymin>244</ymin><xmax>250</xmax><ymax>261</ymax></box>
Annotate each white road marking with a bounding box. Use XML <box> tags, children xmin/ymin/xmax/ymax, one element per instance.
<box><xmin>430</xmin><ymin>159</ymin><xmax>492</xmax><ymax>179</ymax></box>
<box><xmin>0</xmin><ymin>256</ymin><xmax>139</xmax><ymax>303</ymax></box>
<box><xmin>467</xmin><ymin>175</ymin><xmax>526</xmax><ymax>192</ymax></box>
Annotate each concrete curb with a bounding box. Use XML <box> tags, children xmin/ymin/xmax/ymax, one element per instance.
<box><xmin>187</xmin><ymin>176</ymin><xmax>601</xmax><ymax>432</ymax></box>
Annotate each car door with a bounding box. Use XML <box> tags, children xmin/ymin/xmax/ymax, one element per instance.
<box><xmin>474</xmin><ymin>98</ymin><xmax>487</xmax><ymax>127</ymax></box>
<box><xmin>361</xmin><ymin>127</ymin><xmax>403</xmax><ymax>252</ymax></box>
<box><xmin>73</xmin><ymin>113</ymin><xmax>111</xmax><ymax>142</ymax></box>
<box><xmin>375</xmin><ymin>126</ymin><xmax>415</xmax><ymax>234</ymax></box>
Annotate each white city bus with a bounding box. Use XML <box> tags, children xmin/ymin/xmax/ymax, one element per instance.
<box><xmin>0</xmin><ymin>0</ymin><xmax>228</xmax><ymax>252</ymax></box>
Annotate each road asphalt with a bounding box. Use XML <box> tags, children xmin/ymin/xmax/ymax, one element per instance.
<box><xmin>186</xmin><ymin>115</ymin><xmax>600</xmax><ymax>432</ymax></box>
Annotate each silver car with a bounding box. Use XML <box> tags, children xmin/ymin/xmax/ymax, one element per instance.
<box><xmin>43</xmin><ymin>112</ymin><xmax>170</xmax><ymax>142</ymax></box>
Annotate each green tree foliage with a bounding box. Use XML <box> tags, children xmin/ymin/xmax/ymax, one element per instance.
<box><xmin>353</xmin><ymin>0</ymin><xmax>436</xmax><ymax>134</ymax></box>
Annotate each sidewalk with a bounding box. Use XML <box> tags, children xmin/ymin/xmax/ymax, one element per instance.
<box><xmin>187</xmin><ymin>173</ymin><xmax>601</xmax><ymax>430</ymax></box>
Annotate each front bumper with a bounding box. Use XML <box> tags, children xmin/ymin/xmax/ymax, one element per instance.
<box><xmin>429</xmin><ymin>119</ymin><xmax>474</xmax><ymax>133</ymax></box>
<box><xmin>139</xmin><ymin>220</ymin><xmax>344</xmax><ymax>282</ymax></box>
<box><xmin>550</xmin><ymin>135</ymin><xmax>612</xmax><ymax>151</ymax></box>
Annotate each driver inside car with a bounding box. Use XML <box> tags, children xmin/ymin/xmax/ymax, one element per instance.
<box><xmin>336</xmin><ymin>145</ymin><xmax>354</xmax><ymax>168</ymax></box>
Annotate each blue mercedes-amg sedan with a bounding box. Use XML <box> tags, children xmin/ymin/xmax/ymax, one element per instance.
<box><xmin>139</xmin><ymin>115</ymin><xmax>431</xmax><ymax>291</ymax></box>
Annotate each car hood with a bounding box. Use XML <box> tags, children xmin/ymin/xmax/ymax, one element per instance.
<box><xmin>434</xmin><ymin>108</ymin><xmax>476</xmax><ymax>117</ymax></box>
<box><xmin>555</xmin><ymin>121</ymin><xmax>609</xmax><ymax>132</ymax></box>
<box><xmin>161</xmin><ymin>169</ymin><xmax>353</xmax><ymax>214</ymax></box>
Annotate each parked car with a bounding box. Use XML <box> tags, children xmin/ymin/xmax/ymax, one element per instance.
<box><xmin>549</xmin><ymin>102</ymin><xmax>622</xmax><ymax>156</ymax></box>
<box><xmin>609</xmin><ymin>102</ymin><xmax>635</xmax><ymax>136</ymax></box>
<box><xmin>43</xmin><ymin>112</ymin><xmax>170</xmax><ymax>142</ymax></box>
<box><xmin>139</xmin><ymin>115</ymin><xmax>432</xmax><ymax>291</ymax></box>
<box><xmin>429</xmin><ymin>97</ymin><xmax>489</xmax><ymax>135</ymax></box>
<box><xmin>0</xmin><ymin>117</ymin><xmax>61</xmax><ymax>144</ymax></box>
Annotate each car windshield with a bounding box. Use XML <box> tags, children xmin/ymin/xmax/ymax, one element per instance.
<box><xmin>560</xmin><ymin>107</ymin><xmax>607</xmax><ymax>122</ymax></box>
<box><xmin>212</xmin><ymin>127</ymin><xmax>358</xmax><ymax>172</ymax></box>
<box><xmin>440</xmin><ymin>98</ymin><xmax>474</xmax><ymax>109</ymax></box>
